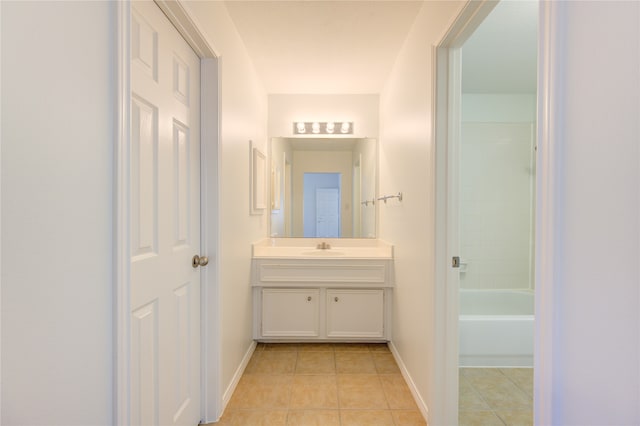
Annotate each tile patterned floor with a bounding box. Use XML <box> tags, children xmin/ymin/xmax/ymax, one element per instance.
<box><xmin>458</xmin><ymin>368</ymin><xmax>533</xmax><ymax>426</ymax></box>
<box><xmin>208</xmin><ymin>342</ymin><xmax>427</xmax><ymax>426</ymax></box>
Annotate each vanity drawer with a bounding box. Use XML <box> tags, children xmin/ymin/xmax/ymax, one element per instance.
<box><xmin>255</xmin><ymin>260</ymin><xmax>389</xmax><ymax>286</ymax></box>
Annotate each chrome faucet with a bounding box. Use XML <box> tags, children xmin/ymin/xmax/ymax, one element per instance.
<box><xmin>316</xmin><ymin>241</ymin><xmax>331</xmax><ymax>250</ymax></box>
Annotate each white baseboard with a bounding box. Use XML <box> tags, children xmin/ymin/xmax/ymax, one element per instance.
<box><xmin>388</xmin><ymin>341</ymin><xmax>430</xmax><ymax>423</ymax></box>
<box><xmin>220</xmin><ymin>340</ymin><xmax>257</xmax><ymax>414</ymax></box>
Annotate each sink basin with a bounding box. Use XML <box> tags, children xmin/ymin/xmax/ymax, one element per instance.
<box><xmin>300</xmin><ymin>250</ymin><xmax>346</xmax><ymax>256</ymax></box>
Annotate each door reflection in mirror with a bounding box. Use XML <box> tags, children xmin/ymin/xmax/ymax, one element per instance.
<box><xmin>303</xmin><ymin>173</ymin><xmax>341</xmax><ymax>237</ymax></box>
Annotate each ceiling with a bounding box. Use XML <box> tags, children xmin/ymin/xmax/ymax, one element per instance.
<box><xmin>224</xmin><ymin>1</ymin><xmax>424</xmax><ymax>94</ymax></box>
<box><xmin>223</xmin><ymin>1</ymin><xmax>538</xmax><ymax>95</ymax></box>
<box><xmin>462</xmin><ymin>1</ymin><xmax>538</xmax><ymax>94</ymax></box>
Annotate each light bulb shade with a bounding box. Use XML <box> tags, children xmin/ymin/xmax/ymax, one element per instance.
<box><xmin>341</xmin><ymin>122</ymin><xmax>351</xmax><ymax>133</ymax></box>
<box><xmin>312</xmin><ymin>122</ymin><xmax>321</xmax><ymax>133</ymax></box>
<box><xmin>325</xmin><ymin>122</ymin><xmax>335</xmax><ymax>133</ymax></box>
<box><xmin>296</xmin><ymin>122</ymin><xmax>306</xmax><ymax>133</ymax></box>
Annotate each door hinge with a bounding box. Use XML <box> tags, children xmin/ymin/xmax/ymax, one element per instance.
<box><xmin>452</xmin><ymin>256</ymin><xmax>460</xmax><ymax>268</ymax></box>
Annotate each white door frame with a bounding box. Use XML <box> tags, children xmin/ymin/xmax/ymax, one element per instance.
<box><xmin>434</xmin><ymin>1</ymin><xmax>557</xmax><ymax>425</ymax></box>
<box><xmin>432</xmin><ymin>1</ymin><xmax>498</xmax><ymax>425</ymax></box>
<box><xmin>115</xmin><ymin>1</ymin><xmax>221</xmax><ymax>424</ymax></box>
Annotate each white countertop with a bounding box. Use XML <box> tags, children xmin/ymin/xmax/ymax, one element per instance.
<box><xmin>252</xmin><ymin>238</ymin><xmax>394</xmax><ymax>259</ymax></box>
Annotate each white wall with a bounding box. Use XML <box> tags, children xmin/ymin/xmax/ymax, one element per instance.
<box><xmin>2</xmin><ymin>2</ymin><xmax>267</xmax><ymax>424</ymax></box>
<box><xmin>1</xmin><ymin>2</ymin><xmax>114</xmax><ymax>424</ymax></box>
<box><xmin>539</xmin><ymin>1</ymin><xmax>640</xmax><ymax>424</ymax></box>
<box><xmin>378</xmin><ymin>1</ymin><xmax>465</xmax><ymax>423</ymax></box>
<box><xmin>269</xmin><ymin>94</ymin><xmax>379</xmax><ymax>138</ymax></box>
<box><xmin>183</xmin><ymin>1</ymin><xmax>268</xmax><ymax>410</ymax></box>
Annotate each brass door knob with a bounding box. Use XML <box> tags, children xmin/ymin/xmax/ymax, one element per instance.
<box><xmin>192</xmin><ymin>255</ymin><xmax>209</xmax><ymax>268</ymax></box>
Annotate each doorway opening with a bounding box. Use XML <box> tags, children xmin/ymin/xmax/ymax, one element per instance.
<box><xmin>434</xmin><ymin>1</ymin><xmax>538</xmax><ymax>424</ymax></box>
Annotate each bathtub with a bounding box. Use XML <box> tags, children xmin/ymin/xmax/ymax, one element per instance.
<box><xmin>459</xmin><ymin>289</ymin><xmax>534</xmax><ymax>367</ymax></box>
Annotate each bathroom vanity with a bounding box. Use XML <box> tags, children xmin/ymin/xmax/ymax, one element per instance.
<box><xmin>251</xmin><ymin>238</ymin><xmax>394</xmax><ymax>342</ymax></box>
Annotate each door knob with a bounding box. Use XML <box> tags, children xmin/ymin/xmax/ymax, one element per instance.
<box><xmin>192</xmin><ymin>254</ymin><xmax>209</xmax><ymax>268</ymax></box>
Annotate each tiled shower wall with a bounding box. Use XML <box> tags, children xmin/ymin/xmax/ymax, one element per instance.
<box><xmin>460</xmin><ymin>94</ymin><xmax>536</xmax><ymax>290</ymax></box>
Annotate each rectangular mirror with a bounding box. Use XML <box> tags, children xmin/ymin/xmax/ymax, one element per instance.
<box><xmin>270</xmin><ymin>137</ymin><xmax>377</xmax><ymax>238</ymax></box>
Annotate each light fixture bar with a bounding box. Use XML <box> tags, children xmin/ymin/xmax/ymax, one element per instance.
<box><xmin>293</xmin><ymin>121</ymin><xmax>353</xmax><ymax>135</ymax></box>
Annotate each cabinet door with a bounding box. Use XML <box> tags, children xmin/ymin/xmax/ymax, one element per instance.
<box><xmin>262</xmin><ymin>288</ymin><xmax>320</xmax><ymax>337</ymax></box>
<box><xmin>326</xmin><ymin>289</ymin><xmax>384</xmax><ymax>338</ymax></box>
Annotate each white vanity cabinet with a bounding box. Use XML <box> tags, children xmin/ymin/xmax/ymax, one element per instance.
<box><xmin>261</xmin><ymin>288</ymin><xmax>320</xmax><ymax>338</ymax></box>
<box><xmin>251</xmin><ymin>253</ymin><xmax>394</xmax><ymax>342</ymax></box>
<box><xmin>326</xmin><ymin>289</ymin><xmax>384</xmax><ymax>338</ymax></box>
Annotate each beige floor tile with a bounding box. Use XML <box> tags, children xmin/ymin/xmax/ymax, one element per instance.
<box><xmin>295</xmin><ymin>351</ymin><xmax>336</xmax><ymax>374</ymax></box>
<box><xmin>245</xmin><ymin>351</ymin><xmax>262</xmax><ymax>372</ymax></box>
<box><xmin>495</xmin><ymin>410</ymin><xmax>533</xmax><ymax>426</ymax></box>
<box><xmin>335</xmin><ymin>351</ymin><xmax>377</xmax><ymax>374</ymax></box>
<box><xmin>297</xmin><ymin>343</ymin><xmax>334</xmax><ymax>352</ymax></box>
<box><xmin>459</xmin><ymin>376</ymin><xmax>474</xmax><ymax>393</ymax></box>
<box><xmin>459</xmin><ymin>387</ymin><xmax>491</xmax><ymax>411</ymax></box>
<box><xmin>246</xmin><ymin>351</ymin><xmax>297</xmax><ymax>375</ymax></box>
<box><xmin>458</xmin><ymin>410</ymin><xmax>505</xmax><ymax>426</ymax></box>
<box><xmin>368</xmin><ymin>343</ymin><xmax>391</xmax><ymax>352</ymax></box>
<box><xmin>472</xmin><ymin>380</ymin><xmax>532</xmax><ymax>411</ymax></box>
<box><xmin>461</xmin><ymin>368</ymin><xmax>507</xmax><ymax>384</ymax></box>
<box><xmin>224</xmin><ymin>409</ymin><xmax>288</xmax><ymax>425</ymax></box>
<box><xmin>340</xmin><ymin>409</ymin><xmax>394</xmax><ymax>426</ymax></box>
<box><xmin>379</xmin><ymin>374</ymin><xmax>418</xmax><ymax>410</ymax></box>
<box><xmin>333</xmin><ymin>343</ymin><xmax>370</xmax><ymax>351</ymax></box>
<box><xmin>459</xmin><ymin>376</ymin><xmax>490</xmax><ymax>411</ymax></box>
<box><xmin>264</xmin><ymin>343</ymin><xmax>299</xmax><ymax>351</ymax></box>
<box><xmin>515</xmin><ymin>377</ymin><xmax>533</xmax><ymax>398</ymax></box>
<box><xmin>373</xmin><ymin>353</ymin><xmax>401</xmax><ymax>374</ymax></box>
<box><xmin>500</xmin><ymin>368</ymin><xmax>534</xmax><ymax>398</ymax></box>
<box><xmin>289</xmin><ymin>375</ymin><xmax>339</xmax><ymax>409</ymax></box>
<box><xmin>391</xmin><ymin>410</ymin><xmax>428</xmax><ymax>426</ymax></box>
<box><xmin>286</xmin><ymin>410</ymin><xmax>340</xmax><ymax>426</ymax></box>
<box><xmin>228</xmin><ymin>375</ymin><xmax>292</xmax><ymax>409</ymax></box>
<box><xmin>499</xmin><ymin>368</ymin><xmax>532</xmax><ymax>381</ymax></box>
<box><xmin>337</xmin><ymin>374</ymin><xmax>388</xmax><ymax>409</ymax></box>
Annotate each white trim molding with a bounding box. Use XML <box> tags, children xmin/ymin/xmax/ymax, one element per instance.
<box><xmin>388</xmin><ymin>342</ymin><xmax>429</xmax><ymax>423</ymax></box>
<box><xmin>432</xmin><ymin>1</ymin><xmax>500</xmax><ymax>424</ymax></box>
<box><xmin>222</xmin><ymin>341</ymin><xmax>257</xmax><ymax>411</ymax></box>
<box><xmin>115</xmin><ymin>2</ymin><xmax>132</xmax><ymax>424</ymax></box>
<box><xmin>534</xmin><ymin>1</ymin><xmax>566</xmax><ymax>424</ymax></box>
<box><xmin>155</xmin><ymin>0</ymin><xmax>219</xmax><ymax>58</ymax></box>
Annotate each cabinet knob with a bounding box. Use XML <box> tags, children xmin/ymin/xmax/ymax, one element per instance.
<box><xmin>307</xmin><ymin>296</ymin><xmax>312</xmax><ymax>302</ymax></box>
<box><xmin>334</xmin><ymin>297</ymin><xmax>339</xmax><ymax>302</ymax></box>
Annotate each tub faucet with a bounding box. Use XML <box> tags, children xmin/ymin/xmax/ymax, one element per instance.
<box><xmin>316</xmin><ymin>242</ymin><xmax>331</xmax><ymax>250</ymax></box>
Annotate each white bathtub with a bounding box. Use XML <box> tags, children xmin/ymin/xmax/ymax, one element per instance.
<box><xmin>459</xmin><ymin>289</ymin><xmax>534</xmax><ymax>367</ymax></box>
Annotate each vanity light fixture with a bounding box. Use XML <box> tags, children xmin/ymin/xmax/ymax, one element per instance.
<box><xmin>292</xmin><ymin>121</ymin><xmax>354</xmax><ymax>135</ymax></box>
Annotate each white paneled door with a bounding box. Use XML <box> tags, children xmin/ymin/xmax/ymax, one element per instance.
<box><xmin>316</xmin><ymin>188</ymin><xmax>340</xmax><ymax>237</ymax></box>
<box><xmin>130</xmin><ymin>2</ymin><xmax>201</xmax><ymax>425</ymax></box>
